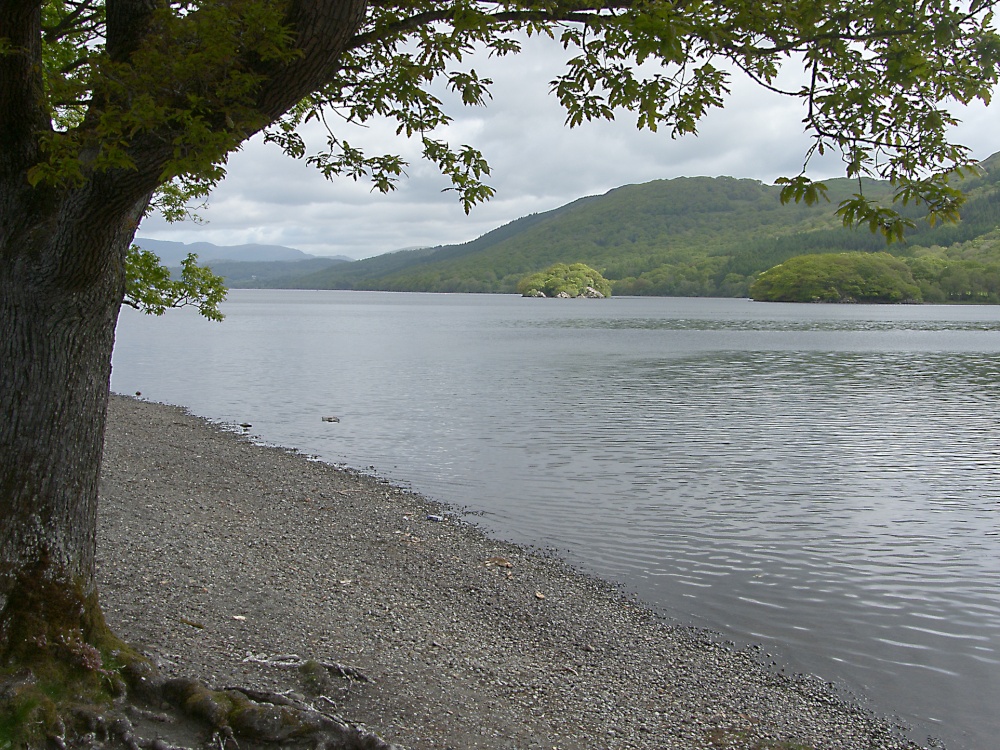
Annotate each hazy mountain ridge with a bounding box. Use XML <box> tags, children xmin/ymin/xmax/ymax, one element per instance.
<box><xmin>134</xmin><ymin>238</ymin><xmax>340</xmax><ymax>264</ymax></box>
<box><xmin>133</xmin><ymin>238</ymin><xmax>351</xmax><ymax>287</ymax></box>
<box><xmin>195</xmin><ymin>257</ymin><xmax>348</xmax><ymax>286</ymax></box>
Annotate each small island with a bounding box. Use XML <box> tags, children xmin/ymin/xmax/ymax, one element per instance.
<box><xmin>518</xmin><ymin>262</ymin><xmax>612</xmax><ymax>298</ymax></box>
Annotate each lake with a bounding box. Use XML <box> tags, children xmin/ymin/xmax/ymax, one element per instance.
<box><xmin>110</xmin><ymin>291</ymin><xmax>1000</xmax><ymax>750</ymax></box>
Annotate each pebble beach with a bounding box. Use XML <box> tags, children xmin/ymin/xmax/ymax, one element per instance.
<box><xmin>97</xmin><ymin>394</ymin><xmax>926</xmax><ymax>750</ymax></box>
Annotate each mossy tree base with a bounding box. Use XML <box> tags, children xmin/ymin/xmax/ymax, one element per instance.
<box><xmin>0</xmin><ymin>569</ymin><xmax>398</xmax><ymax>750</ymax></box>
<box><xmin>1</xmin><ymin>654</ymin><xmax>402</xmax><ymax>750</ymax></box>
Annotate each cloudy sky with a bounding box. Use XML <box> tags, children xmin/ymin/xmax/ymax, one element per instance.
<box><xmin>137</xmin><ymin>39</ymin><xmax>999</xmax><ymax>260</ymax></box>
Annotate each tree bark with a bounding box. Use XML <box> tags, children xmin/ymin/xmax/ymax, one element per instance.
<box><xmin>0</xmin><ymin>175</ymin><xmax>148</xmax><ymax>656</ymax></box>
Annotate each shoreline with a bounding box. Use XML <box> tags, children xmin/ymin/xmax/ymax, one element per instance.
<box><xmin>98</xmin><ymin>394</ymin><xmax>923</xmax><ymax>749</ymax></box>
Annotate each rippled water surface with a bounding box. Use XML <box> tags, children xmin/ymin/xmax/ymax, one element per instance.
<box><xmin>112</xmin><ymin>292</ymin><xmax>1000</xmax><ymax>749</ymax></box>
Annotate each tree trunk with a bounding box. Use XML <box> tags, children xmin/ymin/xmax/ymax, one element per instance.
<box><xmin>0</xmin><ymin>177</ymin><xmax>148</xmax><ymax>660</ymax></box>
<box><xmin>0</xmin><ymin>0</ymin><xmax>368</xmax><ymax>667</ymax></box>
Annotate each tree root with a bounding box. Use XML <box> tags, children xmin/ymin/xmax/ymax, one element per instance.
<box><xmin>1</xmin><ymin>656</ymin><xmax>404</xmax><ymax>750</ymax></box>
<box><xmin>242</xmin><ymin>654</ymin><xmax>372</xmax><ymax>684</ymax></box>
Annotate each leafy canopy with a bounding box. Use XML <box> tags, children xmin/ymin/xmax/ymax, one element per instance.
<box><xmin>25</xmin><ymin>0</ymin><xmax>1000</xmax><ymax>240</ymax></box>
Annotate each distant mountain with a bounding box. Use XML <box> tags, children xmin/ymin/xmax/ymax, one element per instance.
<box><xmin>134</xmin><ymin>238</ymin><xmax>351</xmax><ymax>264</ymax></box>
<box><xmin>269</xmin><ymin>155</ymin><xmax>1000</xmax><ymax>297</ymax></box>
<box><xmin>198</xmin><ymin>257</ymin><xmax>349</xmax><ymax>287</ymax></box>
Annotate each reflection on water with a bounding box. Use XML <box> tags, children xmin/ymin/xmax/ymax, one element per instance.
<box><xmin>545</xmin><ymin>316</ymin><xmax>1000</xmax><ymax>332</ymax></box>
<box><xmin>112</xmin><ymin>292</ymin><xmax>1000</xmax><ymax>750</ymax></box>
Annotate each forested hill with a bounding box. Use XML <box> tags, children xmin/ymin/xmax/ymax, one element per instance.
<box><xmin>264</xmin><ymin>154</ymin><xmax>1000</xmax><ymax>297</ymax></box>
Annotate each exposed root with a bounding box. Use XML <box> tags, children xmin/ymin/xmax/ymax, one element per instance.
<box><xmin>242</xmin><ymin>654</ymin><xmax>372</xmax><ymax>684</ymax></box>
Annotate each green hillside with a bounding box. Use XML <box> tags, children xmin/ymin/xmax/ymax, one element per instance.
<box><xmin>279</xmin><ymin>155</ymin><xmax>1000</xmax><ymax>297</ymax></box>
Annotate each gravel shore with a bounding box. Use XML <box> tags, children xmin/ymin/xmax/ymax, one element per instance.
<box><xmin>97</xmin><ymin>394</ymin><xmax>923</xmax><ymax>750</ymax></box>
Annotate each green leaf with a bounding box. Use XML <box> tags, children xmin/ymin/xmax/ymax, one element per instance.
<box><xmin>124</xmin><ymin>248</ymin><xmax>227</xmax><ymax>321</ymax></box>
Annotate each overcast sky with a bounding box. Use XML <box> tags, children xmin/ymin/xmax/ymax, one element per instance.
<box><xmin>138</xmin><ymin>39</ymin><xmax>999</xmax><ymax>260</ymax></box>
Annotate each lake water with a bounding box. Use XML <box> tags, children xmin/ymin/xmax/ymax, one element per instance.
<box><xmin>111</xmin><ymin>291</ymin><xmax>1000</xmax><ymax>750</ymax></box>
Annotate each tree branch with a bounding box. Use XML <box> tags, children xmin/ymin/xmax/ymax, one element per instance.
<box><xmin>42</xmin><ymin>0</ymin><xmax>101</xmax><ymax>43</ymax></box>
<box><xmin>0</xmin><ymin>0</ymin><xmax>47</xmax><ymax>178</ymax></box>
<box><xmin>105</xmin><ymin>0</ymin><xmax>160</xmax><ymax>62</ymax></box>
<box><xmin>348</xmin><ymin>3</ymin><xmax>628</xmax><ymax>52</ymax></box>
<box><xmin>253</xmin><ymin>0</ymin><xmax>369</xmax><ymax>120</ymax></box>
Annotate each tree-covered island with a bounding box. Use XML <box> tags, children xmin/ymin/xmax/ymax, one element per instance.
<box><xmin>749</xmin><ymin>252</ymin><xmax>922</xmax><ymax>303</ymax></box>
<box><xmin>518</xmin><ymin>263</ymin><xmax>612</xmax><ymax>298</ymax></box>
